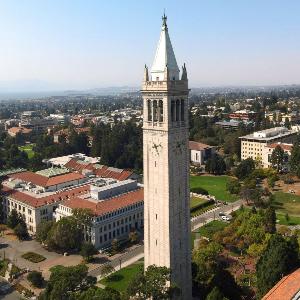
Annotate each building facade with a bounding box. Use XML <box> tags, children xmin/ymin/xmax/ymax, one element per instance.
<box><xmin>189</xmin><ymin>141</ymin><xmax>216</xmax><ymax>166</ymax></box>
<box><xmin>240</xmin><ymin>127</ymin><xmax>297</xmax><ymax>164</ymax></box>
<box><xmin>142</xmin><ymin>15</ymin><xmax>192</xmax><ymax>299</ymax></box>
<box><xmin>262</xmin><ymin>142</ymin><xmax>292</xmax><ymax>169</ymax></box>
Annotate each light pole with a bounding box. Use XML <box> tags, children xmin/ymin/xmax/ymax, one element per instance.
<box><xmin>119</xmin><ymin>258</ymin><xmax>122</xmax><ymax>270</ymax></box>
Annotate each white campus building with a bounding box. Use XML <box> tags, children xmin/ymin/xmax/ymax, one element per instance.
<box><xmin>142</xmin><ymin>15</ymin><xmax>192</xmax><ymax>299</ymax></box>
<box><xmin>240</xmin><ymin>127</ymin><xmax>297</xmax><ymax>164</ymax></box>
<box><xmin>1</xmin><ymin>158</ymin><xmax>141</xmax><ymax>243</ymax></box>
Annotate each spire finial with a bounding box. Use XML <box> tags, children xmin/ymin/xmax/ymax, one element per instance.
<box><xmin>162</xmin><ymin>10</ymin><xmax>167</xmax><ymax>29</ymax></box>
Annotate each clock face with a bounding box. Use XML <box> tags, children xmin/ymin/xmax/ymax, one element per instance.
<box><xmin>151</xmin><ymin>142</ymin><xmax>162</xmax><ymax>155</ymax></box>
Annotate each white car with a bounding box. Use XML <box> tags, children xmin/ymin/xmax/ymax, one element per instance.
<box><xmin>221</xmin><ymin>215</ymin><xmax>230</xmax><ymax>221</ymax></box>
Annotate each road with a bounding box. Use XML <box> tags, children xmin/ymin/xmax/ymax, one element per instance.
<box><xmin>88</xmin><ymin>199</ymin><xmax>244</xmax><ymax>279</ymax></box>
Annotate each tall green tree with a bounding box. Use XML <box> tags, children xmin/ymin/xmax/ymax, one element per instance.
<box><xmin>234</xmin><ymin>158</ymin><xmax>255</xmax><ymax>180</ymax></box>
<box><xmin>264</xmin><ymin>207</ymin><xmax>276</xmax><ymax>234</ymax></box>
<box><xmin>270</xmin><ymin>145</ymin><xmax>285</xmax><ymax>172</ymax></box>
<box><xmin>39</xmin><ymin>264</ymin><xmax>96</xmax><ymax>300</ymax></box>
<box><xmin>256</xmin><ymin>234</ymin><xmax>300</xmax><ymax>298</ymax></box>
<box><xmin>126</xmin><ymin>265</ymin><xmax>179</xmax><ymax>300</ymax></box>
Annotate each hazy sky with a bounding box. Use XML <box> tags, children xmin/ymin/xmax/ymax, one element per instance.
<box><xmin>0</xmin><ymin>0</ymin><xmax>300</xmax><ymax>91</ymax></box>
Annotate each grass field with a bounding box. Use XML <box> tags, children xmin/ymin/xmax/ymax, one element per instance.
<box><xmin>99</xmin><ymin>262</ymin><xmax>143</xmax><ymax>292</ymax></box>
<box><xmin>19</xmin><ymin>144</ymin><xmax>35</xmax><ymax>159</ymax></box>
<box><xmin>276</xmin><ymin>213</ymin><xmax>300</xmax><ymax>226</ymax></box>
<box><xmin>190</xmin><ymin>175</ymin><xmax>238</xmax><ymax>202</ymax></box>
<box><xmin>273</xmin><ymin>192</ymin><xmax>300</xmax><ymax>216</ymax></box>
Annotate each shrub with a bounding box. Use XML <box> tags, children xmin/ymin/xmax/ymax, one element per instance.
<box><xmin>27</xmin><ymin>271</ymin><xmax>44</xmax><ymax>288</ymax></box>
<box><xmin>226</xmin><ymin>178</ymin><xmax>241</xmax><ymax>194</ymax></box>
<box><xmin>21</xmin><ymin>252</ymin><xmax>46</xmax><ymax>263</ymax></box>
<box><xmin>190</xmin><ymin>199</ymin><xmax>214</xmax><ymax>214</ymax></box>
<box><xmin>190</xmin><ymin>187</ymin><xmax>209</xmax><ymax>195</ymax></box>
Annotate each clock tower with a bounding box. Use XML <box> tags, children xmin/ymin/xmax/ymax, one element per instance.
<box><xmin>142</xmin><ymin>15</ymin><xmax>192</xmax><ymax>299</ymax></box>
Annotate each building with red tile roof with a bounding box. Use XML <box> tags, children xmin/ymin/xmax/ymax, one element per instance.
<box><xmin>189</xmin><ymin>141</ymin><xmax>216</xmax><ymax>165</ymax></box>
<box><xmin>262</xmin><ymin>268</ymin><xmax>300</xmax><ymax>300</ymax></box>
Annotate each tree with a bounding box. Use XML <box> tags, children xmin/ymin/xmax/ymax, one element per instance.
<box><xmin>129</xmin><ymin>230</ymin><xmax>138</xmax><ymax>244</ymax></box>
<box><xmin>111</xmin><ymin>239</ymin><xmax>119</xmax><ymax>255</ymax></box>
<box><xmin>14</xmin><ymin>222</ymin><xmax>28</xmax><ymax>240</ymax></box>
<box><xmin>270</xmin><ymin>145</ymin><xmax>285</xmax><ymax>172</ymax></box>
<box><xmin>36</xmin><ymin>220</ymin><xmax>55</xmax><ymax>244</ymax></box>
<box><xmin>7</xmin><ymin>209</ymin><xmax>20</xmax><ymax>229</ymax></box>
<box><xmin>39</xmin><ymin>264</ymin><xmax>96</xmax><ymax>300</ymax></box>
<box><xmin>47</xmin><ymin>217</ymin><xmax>82</xmax><ymax>252</ymax></box>
<box><xmin>75</xmin><ymin>286</ymin><xmax>121</xmax><ymax>300</ymax></box>
<box><xmin>256</xmin><ymin>234</ymin><xmax>300</xmax><ymax>298</ymax></box>
<box><xmin>226</xmin><ymin>178</ymin><xmax>241</xmax><ymax>194</ymax></box>
<box><xmin>290</xmin><ymin>143</ymin><xmax>300</xmax><ymax>177</ymax></box>
<box><xmin>126</xmin><ymin>265</ymin><xmax>178</xmax><ymax>300</ymax></box>
<box><xmin>205</xmin><ymin>154</ymin><xmax>226</xmax><ymax>175</ymax></box>
<box><xmin>234</xmin><ymin>158</ymin><xmax>255</xmax><ymax>180</ymax></box>
<box><xmin>7</xmin><ymin>209</ymin><xmax>28</xmax><ymax>240</ymax></box>
<box><xmin>80</xmin><ymin>243</ymin><xmax>98</xmax><ymax>262</ymax></box>
<box><xmin>264</xmin><ymin>207</ymin><xmax>276</xmax><ymax>234</ymax></box>
<box><xmin>27</xmin><ymin>271</ymin><xmax>44</xmax><ymax>288</ymax></box>
<box><xmin>206</xmin><ymin>287</ymin><xmax>228</xmax><ymax>300</ymax></box>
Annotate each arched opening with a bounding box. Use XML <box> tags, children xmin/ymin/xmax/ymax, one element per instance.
<box><xmin>181</xmin><ymin>99</ymin><xmax>185</xmax><ymax>121</ymax></box>
<box><xmin>171</xmin><ymin>100</ymin><xmax>175</xmax><ymax>122</ymax></box>
<box><xmin>147</xmin><ymin>100</ymin><xmax>152</xmax><ymax>121</ymax></box>
<box><xmin>153</xmin><ymin>100</ymin><xmax>158</xmax><ymax>122</ymax></box>
<box><xmin>159</xmin><ymin>100</ymin><xmax>163</xmax><ymax>122</ymax></box>
<box><xmin>176</xmin><ymin>99</ymin><xmax>180</xmax><ymax>121</ymax></box>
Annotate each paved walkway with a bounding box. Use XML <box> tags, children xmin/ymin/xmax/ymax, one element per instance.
<box><xmin>88</xmin><ymin>199</ymin><xmax>244</xmax><ymax>279</ymax></box>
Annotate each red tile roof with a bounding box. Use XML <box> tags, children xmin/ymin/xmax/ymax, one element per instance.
<box><xmin>189</xmin><ymin>141</ymin><xmax>214</xmax><ymax>151</ymax></box>
<box><xmin>8</xmin><ymin>127</ymin><xmax>32</xmax><ymax>135</ymax></box>
<box><xmin>62</xmin><ymin>188</ymin><xmax>144</xmax><ymax>216</ymax></box>
<box><xmin>2</xmin><ymin>184</ymin><xmax>90</xmax><ymax>208</ymax></box>
<box><xmin>267</xmin><ymin>143</ymin><xmax>293</xmax><ymax>151</ymax></box>
<box><xmin>263</xmin><ymin>268</ymin><xmax>300</xmax><ymax>300</ymax></box>
<box><xmin>10</xmin><ymin>171</ymin><xmax>85</xmax><ymax>188</ymax></box>
<box><xmin>65</xmin><ymin>159</ymin><xmax>133</xmax><ymax>181</ymax></box>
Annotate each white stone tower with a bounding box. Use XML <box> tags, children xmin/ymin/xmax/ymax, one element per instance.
<box><xmin>142</xmin><ymin>14</ymin><xmax>192</xmax><ymax>299</ymax></box>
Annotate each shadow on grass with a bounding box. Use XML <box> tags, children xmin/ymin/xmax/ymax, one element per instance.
<box><xmin>107</xmin><ymin>274</ymin><xmax>124</xmax><ymax>282</ymax></box>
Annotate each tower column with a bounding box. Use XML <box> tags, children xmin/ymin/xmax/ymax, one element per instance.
<box><xmin>142</xmin><ymin>14</ymin><xmax>192</xmax><ymax>300</ymax></box>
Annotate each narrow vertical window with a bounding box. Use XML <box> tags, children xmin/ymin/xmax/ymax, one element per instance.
<box><xmin>171</xmin><ymin>100</ymin><xmax>175</xmax><ymax>122</ymax></box>
<box><xmin>176</xmin><ymin>99</ymin><xmax>180</xmax><ymax>121</ymax></box>
<box><xmin>159</xmin><ymin>100</ymin><xmax>163</xmax><ymax>122</ymax></box>
<box><xmin>147</xmin><ymin>100</ymin><xmax>152</xmax><ymax>121</ymax></box>
<box><xmin>153</xmin><ymin>100</ymin><xmax>158</xmax><ymax>122</ymax></box>
<box><xmin>181</xmin><ymin>99</ymin><xmax>185</xmax><ymax>121</ymax></box>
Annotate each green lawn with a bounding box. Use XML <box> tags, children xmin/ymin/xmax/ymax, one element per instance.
<box><xmin>272</xmin><ymin>192</ymin><xmax>300</xmax><ymax>216</ymax></box>
<box><xmin>276</xmin><ymin>212</ymin><xmax>300</xmax><ymax>226</ymax></box>
<box><xmin>99</xmin><ymin>262</ymin><xmax>143</xmax><ymax>292</ymax></box>
<box><xmin>19</xmin><ymin>144</ymin><xmax>35</xmax><ymax>159</ymax></box>
<box><xmin>190</xmin><ymin>175</ymin><xmax>238</xmax><ymax>202</ymax></box>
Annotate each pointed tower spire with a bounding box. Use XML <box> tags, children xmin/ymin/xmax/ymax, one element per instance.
<box><xmin>181</xmin><ymin>63</ymin><xmax>188</xmax><ymax>80</ymax></box>
<box><xmin>151</xmin><ymin>15</ymin><xmax>180</xmax><ymax>81</ymax></box>
<box><xmin>144</xmin><ymin>64</ymin><xmax>149</xmax><ymax>82</ymax></box>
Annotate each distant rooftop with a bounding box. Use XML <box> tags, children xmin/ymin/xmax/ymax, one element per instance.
<box><xmin>36</xmin><ymin>167</ymin><xmax>70</xmax><ymax>178</ymax></box>
<box><xmin>240</xmin><ymin>127</ymin><xmax>295</xmax><ymax>141</ymax></box>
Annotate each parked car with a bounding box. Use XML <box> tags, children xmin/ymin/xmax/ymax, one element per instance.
<box><xmin>221</xmin><ymin>215</ymin><xmax>230</xmax><ymax>221</ymax></box>
<box><xmin>219</xmin><ymin>212</ymin><xmax>226</xmax><ymax>217</ymax></box>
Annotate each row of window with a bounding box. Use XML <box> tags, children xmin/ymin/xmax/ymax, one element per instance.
<box><xmin>6</xmin><ymin>198</ymin><xmax>32</xmax><ymax>215</ymax></box>
<box><xmin>99</xmin><ymin>220</ymin><xmax>143</xmax><ymax>244</ymax></box>
<box><xmin>99</xmin><ymin>212</ymin><xmax>143</xmax><ymax>233</ymax></box>
<box><xmin>95</xmin><ymin>201</ymin><xmax>143</xmax><ymax>223</ymax></box>
<box><xmin>146</xmin><ymin>99</ymin><xmax>185</xmax><ymax>123</ymax></box>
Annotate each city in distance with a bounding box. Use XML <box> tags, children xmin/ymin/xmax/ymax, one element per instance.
<box><xmin>0</xmin><ymin>1</ymin><xmax>300</xmax><ymax>300</ymax></box>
